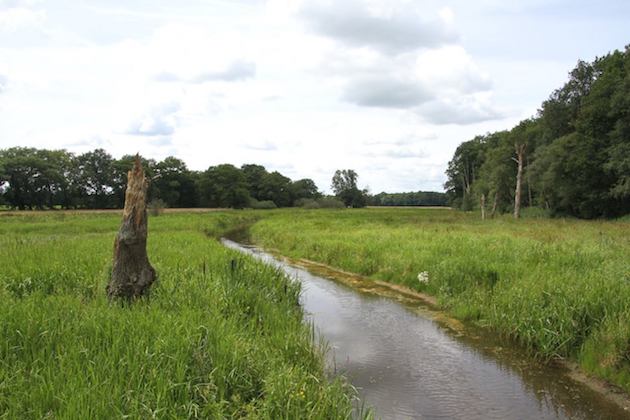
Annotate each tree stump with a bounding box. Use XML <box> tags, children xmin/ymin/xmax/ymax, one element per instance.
<box><xmin>107</xmin><ymin>156</ymin><xmax>156</xmax><ymax>300</ymax></box>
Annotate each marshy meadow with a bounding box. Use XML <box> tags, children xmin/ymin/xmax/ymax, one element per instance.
<box><xmin>1</xmin><ymin>208</ymin><xmax>629</xmax><ymax>418</ymax></box>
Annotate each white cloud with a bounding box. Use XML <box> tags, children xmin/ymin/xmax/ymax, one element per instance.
<box><xmin>156</xmin><ymin>60</ymin><xmax>257</xmax><ymax>83</ymax></box>
<box><xmin>414</xmin><ymin>46</ymin><xmax>492</xmax><ymax>94</ymax></box>
<box><xmin>343</xmin><ymin>76</ymin><xmax>432</xmax><ymax>108</ymax></box>
<box><xmin>0</xmin><ymin>5</ymin><xmax>45</xmax><ymax>32</ymax></box>
<box><xmin>126</xmin><ymin>102</ymin><xmax>180</xmax><ymax>137</ymax></box>
<box><xmin>299</xmin><ymin>0</ymin><xmax>458</xmax><ymax>54</ymax></box>
<box><xmin>362</xmin><ymin>146</ymin><xmax>428</xmax><ymax>159</ymax></box>
<box><xmin>243</xmin><ymin>140</ymin><xmax>278</xmax><ymax>151</ymax></box>
<box><xmin>416</xmin><ymin>95</ymin><xmax>503</xmax><ymax>125</ymax></box>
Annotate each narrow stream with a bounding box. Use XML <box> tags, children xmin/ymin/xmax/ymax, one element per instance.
<box><xmin>222</xmin><ymin>239</ymin><xmax>629</xmax><ymax>420</ymax></box>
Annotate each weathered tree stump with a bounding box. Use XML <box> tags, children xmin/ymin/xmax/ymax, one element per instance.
<box><xmin>107</xmin><ymin>156</ymin><xmax>156</xmax><ymax>300</ymax></box>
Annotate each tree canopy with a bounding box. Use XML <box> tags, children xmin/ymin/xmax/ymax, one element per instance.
<box><xmin>0</xmin><ymin>149</ymin><xmax>328</xmax><ymax>210</ymax></box>
<box><xmin>445</xmin><ymin>45</ymin><xmax>630</xmax><ymax>219</ymax></box>
<box><xmin>331</xmin><ymin>169</ymin><xmax>368</xmax><ymax>208</ymax></box>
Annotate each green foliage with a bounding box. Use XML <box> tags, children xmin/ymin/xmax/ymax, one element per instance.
<box><xmin>240</xmin><ymin>164</ymin><xmax>321</xmax><ymax>209</ymax></box>
<box><xmin>291</xmin><ymin>178</ymin><xmax>321</xmax><ymax>202</ymax></box>
<box><xmin>446</xmin><ymin>45</ymin><xmax>630</xmax><ymax>218</ymax></box>
<box><xmin>331</xmin><ymin>169</ymin><xmax>368</xmax><ymax>208</ymax></box>
<box><xmin>153</xmin><ymin>156</ymin><xmax>198</xmax><ymax>208</ymax></box>
<box><xmin>473</xmin><ymin>131</ymin><xmax>515</xmax><ymax>213</ymax></box>
<box><xmin>0</xmin><ymin>150</ymin><xmax>328</xmax><ymax>211</ymax></box>
<box><xmin>368</xmin><ymin>191</ymin><xmax>448</xmax><ymax>206</ymax></box>
<box><xmin>248</xmin><ymin>208</ymin><xmax>630</xmax><ymax>393</ymax></box>
<box><xmin>444</xmin><ymin>137</ymin><xmax>487</xmax><ymax>209</ymax></box>
<box><xmin>580</xmin><ymin>311</ymin><xmax>630</xmax><ymax>389</ymax></box>
<box><xmin>198</xmin><ymin>164</ymin><xmax>251</xmax><ymax>209</ymax></box>
<box><xmin>0</xmin><ymin>212</ymin><xmax>360</xmax><ymax>418</ymax></box>
<box><xmin>301</xmin><ymin>197</ymin><xmax>346</xmax><ymax>209</ymax></box>
<box><xmin>249</xmin><ymin>199</ymin><xmax>277</xmax><ymax>210</ymax></box>
<box><xmin>75</xmin><ymin>149</ymin><xmax>118</xmax><ymax>209</ymax></box>
<box><xmin>258</xmin><ymin>171</ymin><xmax>293</xmax><ymax>207</ymax></box>
<box><xmin>0</xmin><ymin>147</ymin><xmax>74</xmax><ymax>210</ymax></box>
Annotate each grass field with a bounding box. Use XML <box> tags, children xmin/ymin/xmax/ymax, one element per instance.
<box><xmin>2</xmin><ymin>208</ymin><xmax>629</xmax><ymax>416</ymax></box>
<box><xmin>249</xmin><ymin>208</ymin><xmax>630</xmax><ymax>394</ymax></box>
<box><xmin>0</xmin><ymin>212</ymin><xmax>360</xmax><ymax>419</ymax></box>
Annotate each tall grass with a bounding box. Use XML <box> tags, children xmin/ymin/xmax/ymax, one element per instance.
<box><xmin>249</xmin><ymin>208</ymin><xmax>630</xmax><ymax>393</ymax></box>
<box><xmin>0</xmin><ymin>212</ymin><xmax>360</xmax><ymax>419</ymax></box>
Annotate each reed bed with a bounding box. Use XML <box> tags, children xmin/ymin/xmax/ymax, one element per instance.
<box><xmin>0</xmin><ymin>212</ymin><xmax>360</xmax><ymax>419</ymax></box>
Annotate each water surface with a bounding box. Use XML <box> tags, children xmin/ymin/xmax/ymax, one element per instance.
<box><xmin>223</xmin><ymin>239</ymin><xmax>629</xmax><ymax>420</ymax></box>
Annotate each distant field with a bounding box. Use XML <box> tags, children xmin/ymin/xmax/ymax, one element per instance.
<box><xmin>0</xmin><ymin>212</ymin><xmax>359</xmax><ymax>419</ymax></box>
<box><xmin>249</xmin><ymin>208</ymin><xmax>630</xmax><ymax>394</ymax></box>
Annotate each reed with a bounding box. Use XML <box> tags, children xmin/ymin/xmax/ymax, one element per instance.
<box><xmin>0</xmin><ymin>212</ymin><xmax>361</xmax><ymax>419</ymax></box>
<box><xmin>250</xmin><ymin>208</ymin><xmax>630</xmax><ymax>393</ymax></box>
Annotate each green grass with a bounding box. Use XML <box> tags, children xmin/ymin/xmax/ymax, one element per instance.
<box><xmin>248</xmin><ymin>208</ymin><xmax>630</xmax><ymax>393</ymax></box>
<box><xmin>0</xmin><ymin>212</ymin><xmax>361</xmax><ymax>419</ymax></box>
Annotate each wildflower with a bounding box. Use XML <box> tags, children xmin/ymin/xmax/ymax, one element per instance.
<box><xmin>417</xmin><ymin>271</ymin><xmax>429</xmax><ymax>284</ymax></box>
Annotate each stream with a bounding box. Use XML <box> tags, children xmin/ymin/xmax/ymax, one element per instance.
<box><xmin>222</xmin><ymin>239</ymin><xmax>629</xmax><ymax>420</ymax></box>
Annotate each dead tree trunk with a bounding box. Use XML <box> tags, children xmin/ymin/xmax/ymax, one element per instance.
<box><xmin>513</xmin><ymin>143</ymin><xmax>526</xmax><ymax>219</ymax></box>
<box><xmin>107</xmin><ymin>156</ymin><xmax>156</xmax><ymax>300</ymax></box>
<box><xmin>526</xmin><ymin>155</ymin><xmax>533</xmax><ymax>206</ymax></box>
<box><xmin>491</xmin><ymin>192</ymin><xmax>498</xmax><ymax>218</ymax></box>
<box><xmin>480</xmin><ymin>193</ymin><xmax>486</xmax><ymax>220</ymax></box>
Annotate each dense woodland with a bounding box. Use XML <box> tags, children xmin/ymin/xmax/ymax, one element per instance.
<box><xmin>445</xmin><ymin>46</ymin><xmax>630</xmax><ymax>219</ymax></box>
<box><xmin>0</xmin><ymin>149</ymin><xmax>324</xmax><ymax>210</ymax></box>
<box><xmin>0</xmin><ymin>149</ymin><xmax>447</xmax><ymax>210</ymax></box>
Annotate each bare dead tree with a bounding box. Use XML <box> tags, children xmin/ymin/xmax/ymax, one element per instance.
<box><xmin>480</xmin><ymin>193</ymin><xmax>486</xmax><ymax>220</ymax></box>
<box><xmin>513</xmin><ymin>143</ymin><xmax>526</xmax><ymax>219</ymax></box>
<box><xmin>107</xmin><ymin>156</ymin><xmax>156</xmax><ymax>300</ymax></box>
<box><xmin>490</xmin><ymin>192</ymin><xmax>498</xmax><ymax>218</ymax></box>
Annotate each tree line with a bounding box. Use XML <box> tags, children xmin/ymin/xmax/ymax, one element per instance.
<box><xmin>0</xmin><ymin>148</ymin><xmax>446</xmax><ymax>210</ymax></box>
<box><xmin>445</xmin><ymin>45</ymin><xmax>630</xmax><ymax>219</ymax></box>
<box><xmin>0</xmin><ymin>148</ymin><xmax>323</xmax><ymax>210</ymax></box>
<box><xmin>368</xmin><ymin>191</ymin><xmax>448</xmax><ymax>207</ymax></box>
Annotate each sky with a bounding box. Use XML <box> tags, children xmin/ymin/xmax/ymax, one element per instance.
<box><xmin>0</xmin><ymin>0</ymin><xmax>628</xmax><ymax>193</ymax></box>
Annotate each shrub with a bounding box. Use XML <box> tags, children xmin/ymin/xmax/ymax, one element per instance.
<box><xmin>250</xmin><ymin>199</ymin><xmax>277</xmax><ymax>210</ymax></box>
<box><xmin>317</xmin><ymin>197</ymin><xmax>345</xmax><ymax>208</ymax></box>
<box><xmin>295</xmin><ymin>198</ymin><xmax>320</xmax><ymax>209</ymax></box>
<box><xmin>148</xmin><ymin>198</ymin><xmax>166</xmax><ymax>216</ymax></box>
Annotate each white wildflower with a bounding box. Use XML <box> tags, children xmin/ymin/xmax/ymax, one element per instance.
<box><xmin>417</xmin><ymin>271</ymin><xmax>429</xmax><ymax>284</ymax></box>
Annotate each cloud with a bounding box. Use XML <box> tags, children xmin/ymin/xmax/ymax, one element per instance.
<box><xmin>364</xmin><ymin>147</ymin><xmax>428</xmax><ymax>159</ymax></box>
<box><xmin>192</xmin><ymin>60</ymin><xmax>256</xmax><ymax>82</ymax></box>
<box><xmin>153</xmin><ymin>72</ymin><xmax>180</xmax><ymax>82</ymax></box>
<box><xmin>365</xmin><ymin>133</ymin><xmax>438</xmax><ymax>146</ymax></box>
<box><xmin>126</xmin><ymin>102</ymin><xmax>180</xmax><ymax>136</ymax></box>
<box><xmin>343</xmin><ymin>76</ymin><xmax>432</xmax><ymax>108</ymax></box>
<box><xmin>244</xmin><ymin>140</ymin><xmax>278</xmax><ymax>151</ymax></box>
<box><xmin>0</xmin><ymin>74</ymin><xmax>6</xmax><ymax>92</ymax></box>
<box><xmin>323</xmin><ymin>44</ymin><xmax>495</xmax><ymax>112</ymax></box>
<box><xmin>414</xmin><ymin>46</ymin><xmax>492</xmax><ymax>94</ymax></box>
<box><xmin>299</xmin><ymin>0</ymin><xmax>458</xmax><ymax>54</ymax></box>
<box><xmin>0</xmin><ymin>4</ymin><xmax>46</xmax><ymax>32</ymax></box>
<box><xmin>416</xmin><ymin>96</ymin><xmax>503</xmax><ymax>125</ymax></box>
<box><xmin>155</xmin><ymin>60</ymin><xmax>256</xmax><ymax>84</ymax></box>
<box><xmin>64</xmin><ymin>136</ymin><xmax>108</xmax><ymax>149</ymax></box>
<box><xmin>149</xmin><ymin>136</ymin><xmax>173</xmax><ymax>146</ymax></box>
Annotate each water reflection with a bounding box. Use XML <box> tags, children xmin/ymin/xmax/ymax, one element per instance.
<box><xmin>223</xmin><ymin>239</ymin><xmax>629</xmax><ymax>420</ymax></box>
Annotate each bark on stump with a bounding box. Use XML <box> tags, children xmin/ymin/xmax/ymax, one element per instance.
<box><xmin>107</xmin><ymin>156</ymin><xmax>156</xmax><ymax>300</ymax></box>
